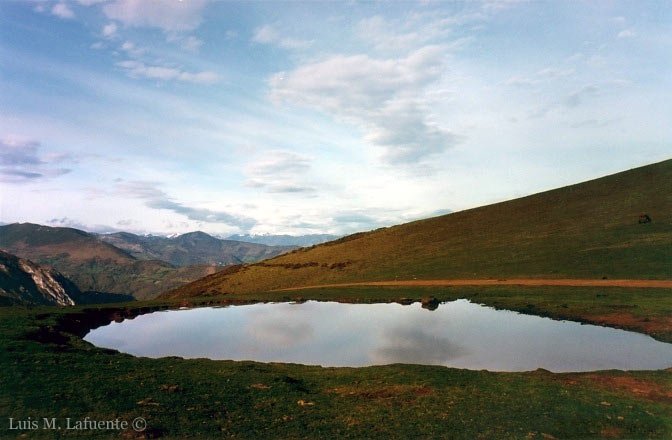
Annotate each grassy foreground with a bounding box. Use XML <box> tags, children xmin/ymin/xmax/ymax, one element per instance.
<box><xmin>2</xmin><ymin>286</ymin><xmax>672</xmax><ymax>439</ymax></box>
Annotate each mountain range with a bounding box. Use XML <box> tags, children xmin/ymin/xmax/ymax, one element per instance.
<box><xmin>97</xmin><ymin>231</ymin><xmax>295</xmax><ymax>266</ymax></box>
<box><xmin>225</xmin><ymin>234</ymin><xmax>339</xmax><ymax>247</ymax></box>
<box><xmin>162</xmin><ymin>159</ymin><xmax>672</xmax><ymax>298</ymax></box>
<box><xmin>0</xmin><ymin>224</ymin><xmax>293</xmax><ymax>300</ymax></box>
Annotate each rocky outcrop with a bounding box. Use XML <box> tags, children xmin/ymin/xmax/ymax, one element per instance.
<box><xmin>0</xmin><ymin>250</ymin><xmax>77</xmax><ymax>306</ymax></box>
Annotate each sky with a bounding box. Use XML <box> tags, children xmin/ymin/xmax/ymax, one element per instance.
<box><xmin>0</xmin><ymin>0</ymin><xmax>670</xmax><ymax>236</ymax></box>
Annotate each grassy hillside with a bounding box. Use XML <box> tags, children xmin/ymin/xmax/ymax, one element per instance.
<box><xmin>163</xmin><ymin>159</ymin><xmax>672</xmax><ymax>298</ymax></box>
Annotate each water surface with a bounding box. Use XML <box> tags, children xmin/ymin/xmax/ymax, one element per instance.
<box><xmin>84</xmin><ymin>300</ymin><xmax>672</xmax><ymax>372</ymax></box>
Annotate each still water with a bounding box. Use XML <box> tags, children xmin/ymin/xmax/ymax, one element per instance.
<box><xmin>84</xmin><ymin>300</ymin><xmax>672</xmax><ymax>372</ymax></box>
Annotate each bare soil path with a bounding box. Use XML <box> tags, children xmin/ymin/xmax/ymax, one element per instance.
<box><xmin>274</xmin><ymin>278</ymin><xmax>672</xmax><ymax>291</ymax></box>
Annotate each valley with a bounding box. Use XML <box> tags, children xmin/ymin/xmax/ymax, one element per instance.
<box><xmin>0</xmin><ymin>224</ymin><xmax>294</xmax><ymax>301</ymax></box>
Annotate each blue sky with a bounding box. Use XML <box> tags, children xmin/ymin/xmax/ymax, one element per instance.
<box><xmin>1</xmin><ymin>0</ymin><xmax>670</xmax><ymax>236</ymax></box>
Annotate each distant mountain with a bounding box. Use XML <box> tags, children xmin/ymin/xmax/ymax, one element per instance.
<box><xmin>0</xmin><ymin>223</ymin><xmax>133</xmax><ymax>263</ymax></box>
<box><xmin>163</xmin><ymin>159</ymin><xmax>672</xmax><ymax>298</ymax></box>
<box><xmin>0</xmin><ymin>250</ymin><xmax>77</xmax><ymax>306</ymax></box>
<box><xmin>98</xmin><ymin>231</ymin><xmax>295</xmax><ymax>266</ymax></box>
<box><xmin>0</xmin><ymin>223</ymin><xmax>223</xmax><ymax>300</ymax></box>
<box><xmin>225</xmin><ymin>234</ymin><xmax>339</xmax><ymax>247</ymax></box>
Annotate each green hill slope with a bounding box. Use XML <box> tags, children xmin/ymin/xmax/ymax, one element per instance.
<box><xmin>162</xmin><ymin>159</ymin><xmax>672</xmax><ymax>298</ymax></box>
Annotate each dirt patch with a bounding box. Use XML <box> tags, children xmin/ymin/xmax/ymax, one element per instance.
<box><xmin>274</xmin><ymin>278</ymin><xmax>672</xmax><ymax>291</ymax></box>
<box><xmin>583</xmin><ymin>313</ymin><xmax>672</xmax><ymax>336</ymax></box>
<box><xmin>566</xmin><ymin>373</ymin><xmax>672</xmax><ymax>403</ymax></box>
<box><xmin>256</xmin><ymin>262</ymin><xmax>319</xmax><ymax>270</ymax></box>
<box><xmin>599</xmin><ymin>426</ymin><xmax>624</xmax><ymax>438</ymax></box>
<box><xmin>413</xmin><ymin>386</ymin><xmax>433</xmax><ymax>396</ymax></box>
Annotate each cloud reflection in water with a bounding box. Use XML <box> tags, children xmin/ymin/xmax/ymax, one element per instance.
<box><xmin>84</xmin><ymin>300</ymin><xmax>672</xmax><ymax>372</ymax></box>
<box><xmin>373</xmin><ymin>326</ymin><xmax>466</xmax><ymax>365</ymax></box>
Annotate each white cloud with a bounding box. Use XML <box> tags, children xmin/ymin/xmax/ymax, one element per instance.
<box><xmin>481</xmin><ymin>0</ymin><xmax>528</xmax><ymax>12</ymax></box>
<box><xmin>51</xmin><ymin>2</ymin><xmax>75</xmax><ymax>19</ymax></box>
<box><xmin>90</xmin><ymin>42</ymin><xmax>104</xmax><ymax>50</ymax></box>
<box><xmin>270</xmin><ymin>45</ymin><xmax>457</xmax><ymax>164</ymax></box>
<box><xmin>504</xmin><ymin>76</ymin><xmax>538</xmax><ymax>87</ymax></box>
<box><xmin>564</xmin><ymin>52</ymin><xmax>584</xmax><ymax>63</ymax></box>
<box><xmin>505</xmin><ymin>66</ymin><xmax>575</xmax><ymax>87</ymax></box>
<box><xmin>357</xmin><ymin>15</ymin><xmax>455</xmax><ymax>51</ymax></box>
<box><xmin>116</xmin><ymin>60</ymin><xmax>220</xmax><ymax>84</ymax></box>
<box><xmin>617</xmin><ymin>29</ymin><xmax>636</xmax><ymax>39</ymax></box>
<box><xmin>0</xmin><ymin>135</ymin><xmax>71</xmax><ymax>183</ymax></box>
<box><xmin>252</xmin><ymin>25</ymin><xmax>313</xmax><ymax>50</ymax></box>
<box><xmin>167</xmin><ymin>34</ymin><xmax>203</xmax><ymax>52</ymax></box>
<box><xmin>116</xmin><ymin>181</ymin><xmax>256</xmax><ymax>231</ymax></box>
<box><xmin>245</xmin><ymin>151</ymin><xmax>315</xmax><ymax>194</ymax></box>
<box><xmin>0</xmin><ymin>135</ymin><xmax>41</xmax><ymax>166</ymax></box>
<box><xmin>76</xmin><ymin>0</ymin><xmax>108</xmax><ymax>5</ymax></box>
<box><xmin>537</xmin><ymin>67</ymin><xmax>575</xmax><ymax>78</ymax></box>
<box><xmin>252</xmin><ymin>25</ymin><xmax>276</xmax><ymax>43</ymax></box>
<box><xmin>47</xmin><ymin>217</ymin><xmax>119</xmax><ymax>234</ymax></box>
<box><xmin>564</xmin><ymin>84</ymin><xmax>599</xmax><ymax>108</ymax></box>
<box><xmin>181</xmin><ymin>36</ymin><xmax>203</xmax><ymax>52</ymax></box>
<box><xmin>528</xmin><ymin>82</ymin><xmax>617</xmax><ymax>119</ymax></box>
<box><xmin>103</xmin><ymin>0</ymin><xmax>210</xmax><ymax>31</ymax></box>
<box><xmin>586</xmin><ymin>54</ymin><xmax>607</xmax><ymax>68</ymax></box>
<box><xmin>120</xmin><ymin>40</ymin><xmax>145</xmax><ymax>57</ymax></box>
<box><xmin>609</xmin><ymin>16</ymin><xmax>627</xmax><ymax>25</ymax></box>
<box><xmin>102</xmin><ymin>22</ymin><xmax>118</xmax><ymax>38</ymax></box>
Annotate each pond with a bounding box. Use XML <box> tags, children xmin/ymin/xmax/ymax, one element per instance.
<box><xmin>84</xmin><ymin>299</ymin><xmax>672</xmax><ymax>372</ymax></box>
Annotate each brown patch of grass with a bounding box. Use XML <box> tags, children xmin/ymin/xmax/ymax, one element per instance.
<box><xmin>338</xmin><ymin>415</ymin><xmax>361</xmax><ymax>428</ymax></box>
<box><xmin>599</xmin><ymin>426</ymin><xmax>624</xmax><ymax>438</ymax></box>
<box><xmin>274</xmin><ymin>279</ymin><xmax>672</xmax><ymax>291</ymax></box>
<box><xmin>565</xmin><ymin>373</ymin><xmax>672</xmax><ymax>403</ymax></box>
<box><xmin>584</xmin><ymin>313</ymin><xmax>672</xmax><ymax>336</ymax></box>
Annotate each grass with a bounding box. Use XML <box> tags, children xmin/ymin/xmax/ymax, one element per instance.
<box><xmin>162</xmin><ymin>159</ymin><xmax>672</xmax><ymax>298</ymax></box>
<box><xmin>2</xmin><ymin>285</ymin><xmax>672</xmax><ymax>439</ymax></box>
